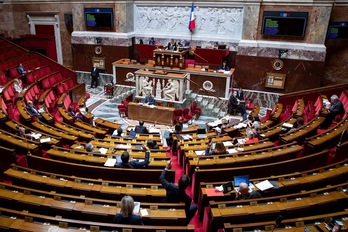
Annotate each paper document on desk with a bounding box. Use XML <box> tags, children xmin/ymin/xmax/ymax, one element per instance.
<box><xmin>149</xmin><ymin>128</ymin><xmax>160</xmax><ymax>133</ymax></box>
<box><xmin>255</xmin><ymin>180</ymin><xmax>274</xmax><ymax>191</ymax></box>
<box><xmin>282</xmin><ymin>123</ymin><xmax>293</xmax><ymax>128</ymax></box>
<box><xmin>223</xmin><ymin>141</ymin><xmax>233</xmax><ymax>147</ymax></box>
<box><xmin>140</xmin><ymin>209</ymin><xmax>148</xmax><ymax>216</ymax></box>
<box><xmin>116</xmin><ymin>144</ymin><xmax>132</xmax><ymax>149</ymax></box>
<box><xmin>195</xmin><ymin>150</ymin><xmax>205</xmax><ymax>156</ymax></box>
<box><xmin>40</xmin><ymin>137</ymin><xmax>51</xmax><ymax>143</ymax></box>
<box><xmin>104</xmin><ymin>158</ymin><xmax>116</xmax><ymax>167</ymax></box>
<box><xmin>227</xmin><ymin>148</ymin><xmax>238</xmax><ymax>153</ymax></box>
<box><xmin>31</xmin><ymin>133</ymin><xmax>42</xmax><ymax>140</ymax></box>
<box><xmin>99</xmin><ymin>147</ymin><xmax>108</xmax><ymax>154</ymax></box>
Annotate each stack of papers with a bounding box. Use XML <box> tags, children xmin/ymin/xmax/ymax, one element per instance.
<box><xmin>234</xmin><ymin>123</ymin><xmax>247</xmax><ymax>129</ymax></box>
<box><xmin>133</xmin><ymin>202</ymin><xmax>141</xmax><ymax>214</ymax></box>
<box><xmin>227</xmin><ymin>148</ymin><xmax>238</xmax><ymax>153</ymax></box>
<box><xmin>149</xmin><ymin>128</ymin><xmax>160</xmax><ymax>133</ymax></box>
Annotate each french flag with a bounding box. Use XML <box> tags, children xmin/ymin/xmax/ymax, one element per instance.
<box><xmin>188</xmin><ymin>3</ymin><xmax>196</xmax><ymax>31</ymax></box>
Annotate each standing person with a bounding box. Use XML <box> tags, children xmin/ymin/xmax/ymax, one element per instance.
<box><xmin>159</xmin><ymin>160</ymin><xmax>197</xmax><ymax>224</ymax></box>
<box><xmin>166</xmin><ymin>39</ymin><xmax>177</xmax><ymax>51</ymax></box>
<box><xmin>114</xmin><ymin>195</ymin><xmax>143</xmax><ymax>225</ymax></box>
<box><xmin>90</xmin><ymin>65</ymin><xmax>100</xmax><ymax>88</ymax></box>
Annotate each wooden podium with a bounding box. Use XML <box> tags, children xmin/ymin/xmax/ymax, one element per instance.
<box><xmin>153</xmin><ymin>49</ymin><xmax>186</xmax><ymax>69</ymax></box>
<box><xmin>128</xmin><ymin>102</ymin><xmax>175</xmax><ymax>125</ymax></box>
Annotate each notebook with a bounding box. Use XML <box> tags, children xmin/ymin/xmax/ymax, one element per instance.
<box><xmin>197</xmin><ymin>128</ymin><xmax>207</xmax><ymax>139</ymax></box>
<box><xmin>233</xmin><ymin>175</ymin><xmax>250</xmax><ymax>187</ymax></box>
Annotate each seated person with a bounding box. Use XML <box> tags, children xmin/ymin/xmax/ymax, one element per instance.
<box><xmin>149</xmin><ymin>37</ymin><xmax>156</xmax><ymax>45</ymax></box>
<box><xmin>116</xmin><ymin>149</ymin><xmax>150</xmax><ymax>168</ymax></box>
<box><xmin>160</xmin><ymin>160</ymin><xmax>197</xmax><ymax>225</ymax></box>
<box><xmin>114</xmin><ymin>195</ymin><xmax>143</xmax><ymax>225</ymax></box>
<box><xmin>174</xmin><ymin>123</ymin><xmax>183</xmax><ymax>133</ymax></box>
<box><xmin>290</xmin><ymin>117</ymin><xmax>304</xmax><ymax>132</ymax></box>
<box><xmin>146</xmin><ymin>140</ymin><xmax>159</xmax><ymax>149</ymax></box>
<box><xmin>205</xmin><ymin>141</ymin><xmax>228</xmax><ymax>155</ymax></box>
<box><xmin>245</xmin><ymin>129</ymin><xmax>259</xmax><ymax>144</ymax></box>
<box><xmin>85</xmin><ymin>143</ymin><xmax>98</xmax><ymax>153</ymax></box>
<box><xmin>218</xmin><ymin>60</ymin><xmax>230</xmax><ymax>71</ymax></box>
<box><xmin>26</xmin><ymin>100</ymin><xmax>42</xmax><ymax>118</ymax></box>
<box><xmin>229</xmin><ymin>91</ymin><xmax>246</xmax><ymax>119</ymax></box>
<box><xmin>17</xmin><ymin>62</ymin><xmax>27</xmax><ymax>75</ymax></box>
<box><xmin>143</xmin><ymin>92</ymin><xmax>155</xmax><ymax>105</ymax></box>
<box><xmin>321</xmin><ymin>94</ymin><xmax>345</xmax><ymax>128</ymax></box>
<box><xmin>67</xmin><ymin>106</ymin><xmax>84</xmax><ymax>121</ymax></box>
<box><xmin>13</xmin><ymin>78</ymin><xmax>23</xmax><ymax>93</ymax></box>
<box><xmin>134</xmin><ymin>121</ymin><xmax>149</xmax><ymax>134</ymax></box>
<box><xmin>235</xmin><ymin>182</ymin><xmax>261</xmax><ymax>200</ymax></box>
<box><xmin>16</xmin><ymin>127</ymin><xmax>32</xmax><ymax>140</ymax></box>
<box><xmin>112</xmin><ymin>127</ymin><xmax>123</xmax><ymax>138</ymax></box>
<box><xmin>252</xmin><ymin>116</ymin><xmax>261</xmax><ymax>137</ymax></box>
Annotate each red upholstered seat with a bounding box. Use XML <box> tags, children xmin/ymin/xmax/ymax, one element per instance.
<box><xmin>117</xmin><ymin>99</ymin><xmax>128</xmax><ymax>117</ymax></box>
<box><xmin>174</xmin><ymin>109</ymin><xmax>183</xmax><ymax>123</ymax></box>
<box><xmin>190</xmin><ymin>101</ymin><xmax>201</xmax><ymax>119</ymax></box>
<box><xmin>182</xmin><ymin>108</ymin><xmax>193</xmax><ymax>123</ymax></box>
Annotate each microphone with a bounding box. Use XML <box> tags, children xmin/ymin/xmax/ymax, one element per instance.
<box><xmin>271</xmin><ymin>215</ymin><xmax>283</xmax><ymax>232</ymax></box>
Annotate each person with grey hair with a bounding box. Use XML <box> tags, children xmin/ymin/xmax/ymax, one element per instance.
<box><xmin>85</xmin><ymin>143</ymin><xmax>95</xmax><ymax>152</ymax></box>
<box><xmin>321</xmin><ymin>94</ymin><xmax>345</xmax><ymax>128</ymax></box>
<box><xmin>114</xmin><ymin>195</ymin><xmax>143</xmax><ymax>225</ymax></box>
<box><xmin>235</xmin><ymin>182</ymin><xmax>261</xmax><ymax>200</ymax></box>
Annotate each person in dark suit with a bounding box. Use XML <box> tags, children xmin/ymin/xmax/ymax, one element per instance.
<box><xmin>85</xmin><ymin>143</ymin><xmax>99</xmax><ymax>153</ymax></box>
<box><xmin>160</xmin><ymin>160</ymin><xmax>197</xmax><ymax>224</ymax></box>
<box><xmin>229</xmin><ymin>91</ymin><xmax>246</xmax><ymax>119</ymax></box>
<box><xmin>116</xmin><ymin>149</ymin><xmax>150</xmax><ymax>168</ymax></box>
<box><xmin>68</xmin><ymin>106</ymin><xmax>83</xmax><ymax>121</ymax></box>
<box><xmin>134</xmin><ymin>121</ymin><xmax>149</xmax><ymax>134</ymax></box>
<box><xmin>26</xmin><ymin>100</ymin><xmax>42</xmax><ymax>118</ymax></box>
<box><xmin>235</xmin><ymin>182</ymin><xmax>261</xmax><ymax>200</ymax></box>
<box><xmin>321</xmin><ymin>94</ymin><xmax>345</xmax><ymax>128</ymax></box>
<box><xmin>236</xmin><ymin>87</ymin><xmax>244</xmax><ymax>102</ymax></box>
<box><xmin>144</xmin><ymin>92</ymin><xmax>155</xmax><ymax>105</ymax></box>
<box><xmin>149</xmin><ymin>37</ymin><xmax>155</xmax><ymax>45</ymax></box>
<box><xmin>90</xmin><ymin>65</ymin><xmax>100</xmax><ymax>88</ymax></box>
<box><xmin>218</xmin><ymin>60</ymin><xmax>230</xmax><ymax>71</ymax></box>
<box><xmin>166</xmin><ymin>39</ymin><xmax>177</xmax><ymax>51</ymax></box>
<box><xmin>17</xmin><ymin>62</ymin><xmax>27</xmax><ymax>75</ymax></box>
<box><xmin>114</xmin><ymin>195</ymin><xmax>143</xmax><ymax>225</ymax></box>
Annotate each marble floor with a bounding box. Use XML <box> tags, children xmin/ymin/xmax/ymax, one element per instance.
<box><xmin>84</xmin><ymin>85</ymin><xmax>241</xmax><ymax>132</ymax></box>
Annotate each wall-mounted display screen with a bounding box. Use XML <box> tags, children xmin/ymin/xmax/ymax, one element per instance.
<box><xmin>84</xmin><ymin>8</ymin><xmax>113</xmax><ymax>29</ymax></box>
<box><xmin>261</xmin><ymin>11</ymin><xmax>308</xmax><ymax>37</ymax></box>
<box><xmin>327</xmin><ymin>22</ymin><xmax>348</xmax><ymax>39</ymax></box>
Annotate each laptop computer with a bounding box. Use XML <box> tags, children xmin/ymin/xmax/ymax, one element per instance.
<box><xmin>233</xmin><ymin>175</ymin><xmax>250</xmax><ymax>187</ymax></box>
<box><xmin>197</xmin><ymin>128</ymin><xmax>207</xmax><ymax>139</ymax></box>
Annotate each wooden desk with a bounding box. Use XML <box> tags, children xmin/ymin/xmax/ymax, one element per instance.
<box><xmin>128</xmin><ymin>102</ymin><xmax>175</xmax><ymax>125</ymax></box>
<box><xmin>153</xmin><ymin>49</ymin><xmax>186</xmax><ymax>69</ymax></box>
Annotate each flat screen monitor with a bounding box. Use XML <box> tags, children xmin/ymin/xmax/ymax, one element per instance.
<box><xmin>327</xmin><ymin>22</ymin><xmax>348</xmax><ymax>39</ymax></box>
<box><xmin>261</xmin><ymin>11</ymin><xmax>308</xmax><ymax>37</ymax></box>
<box><xmin>85</xmin><ymin>8</ymin><xmax>114</xmax><ymax>29</ymax></box>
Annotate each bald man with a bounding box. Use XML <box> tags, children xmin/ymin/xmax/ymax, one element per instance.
<box><xmin>235</xmin><ymin>182</ymin><xmax>261</xmax><ymax>200</ymax></box>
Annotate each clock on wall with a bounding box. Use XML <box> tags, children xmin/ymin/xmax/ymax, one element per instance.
<box><xmin>272</xmin><ymin>59</ymin><xmax>284</xmax><ymax>71</ymax></box>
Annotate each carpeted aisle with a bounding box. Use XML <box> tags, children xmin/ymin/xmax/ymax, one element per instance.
<box><xmin>166</xmin><ymin>149</ymin><xmax>203</xmax><ymax>232</ymax></box>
